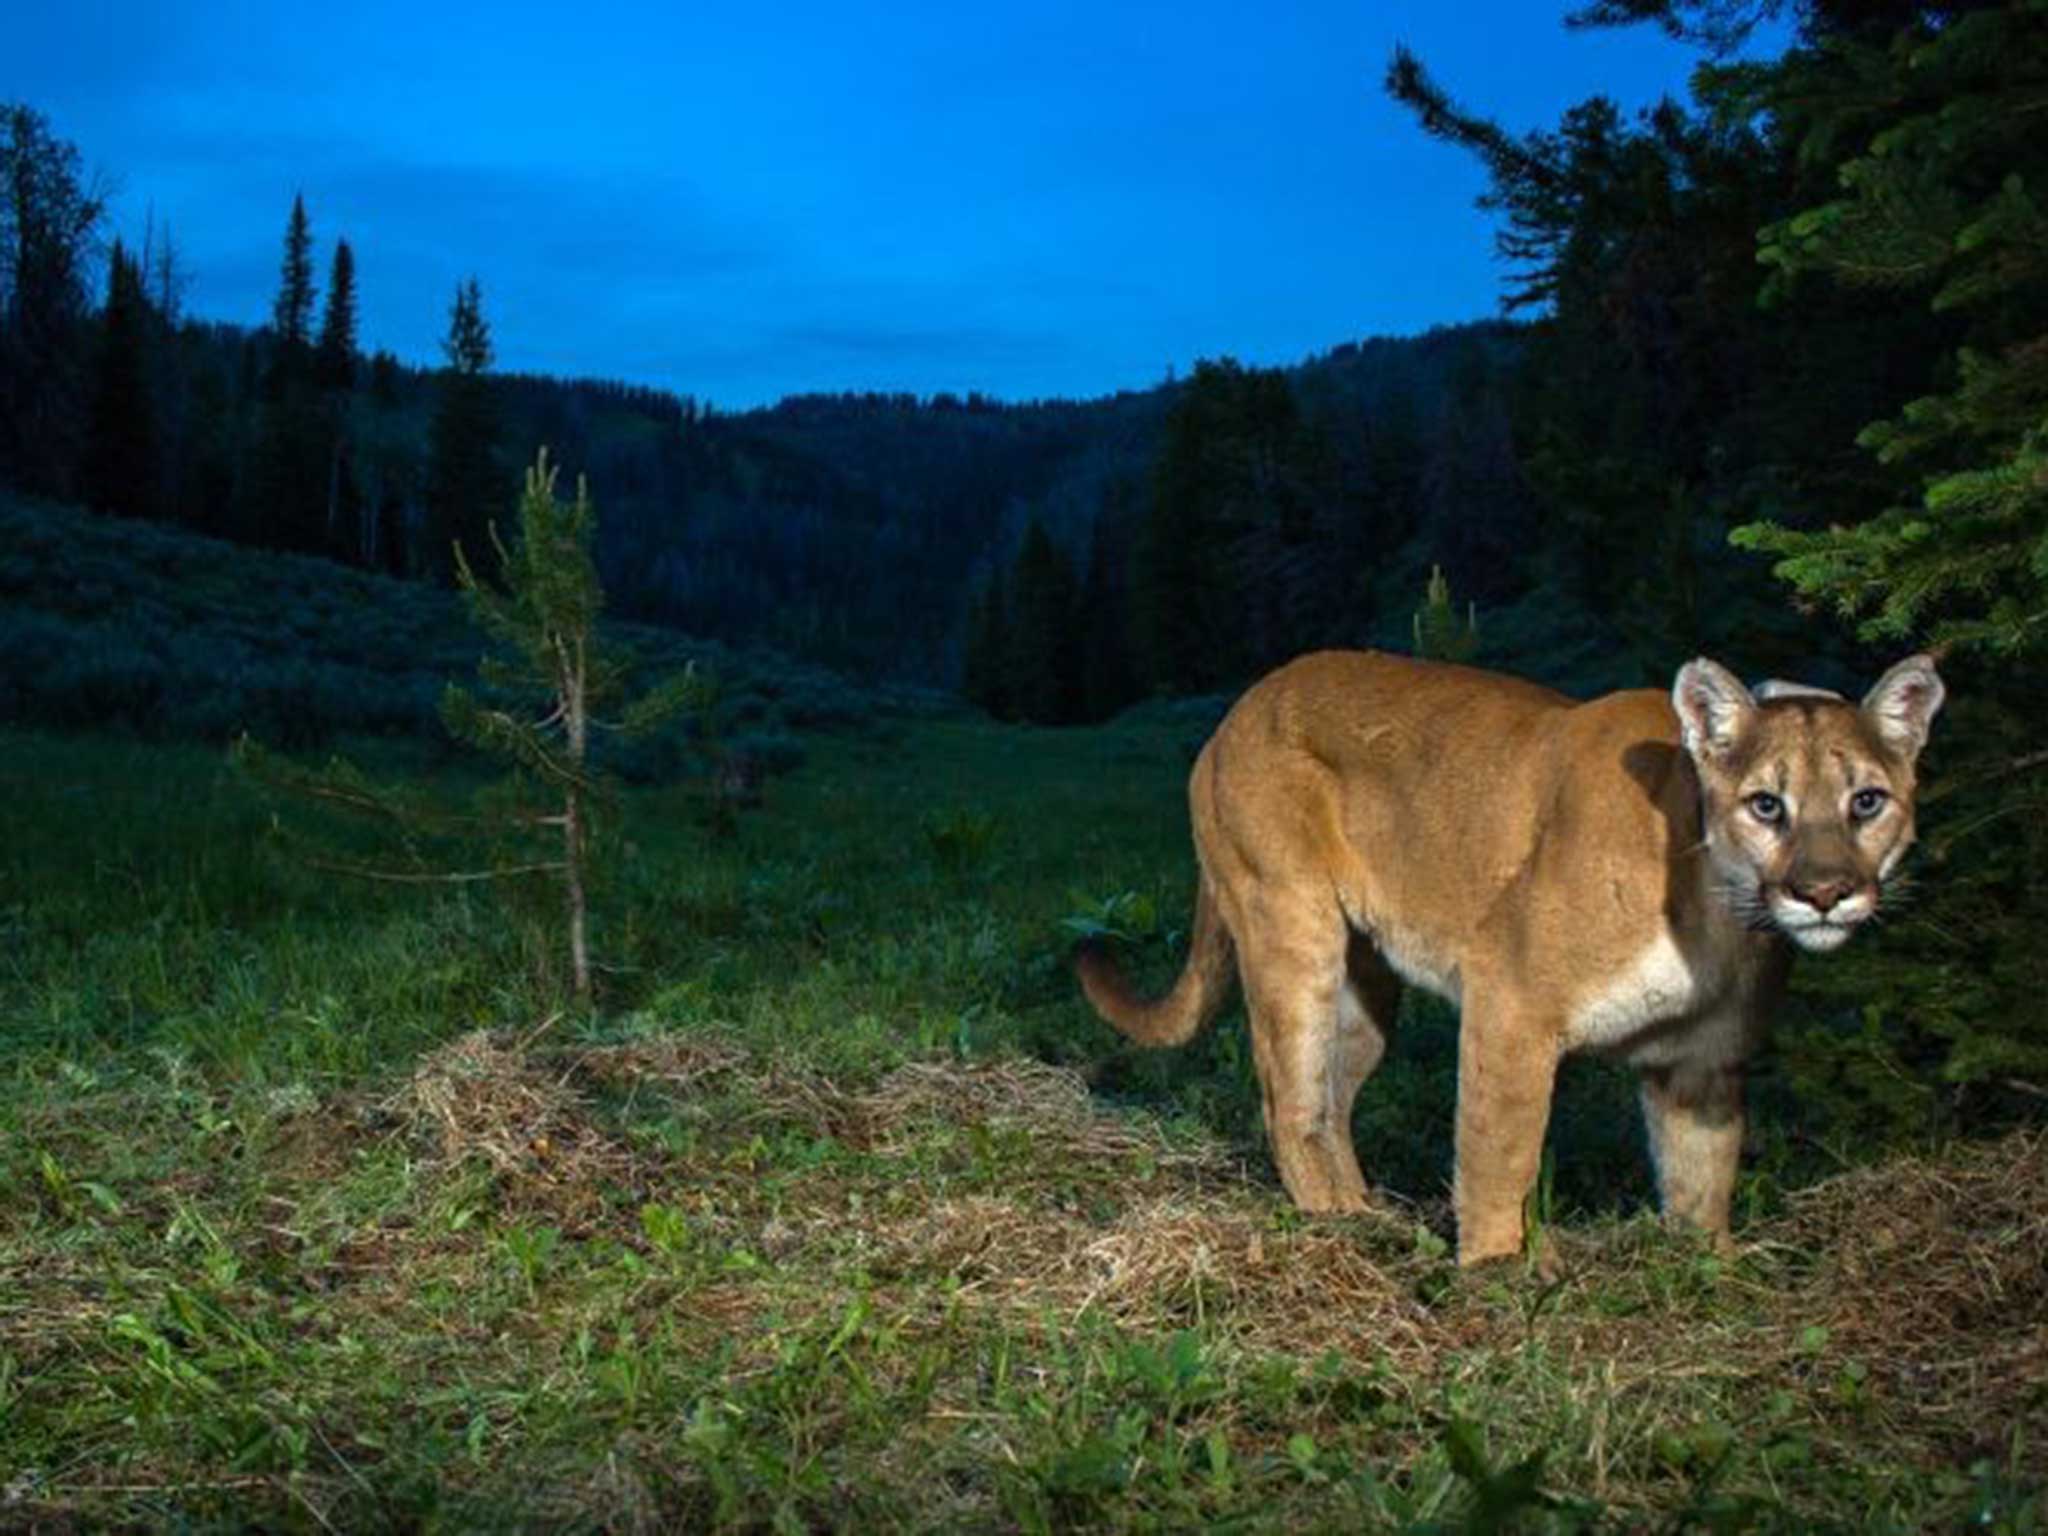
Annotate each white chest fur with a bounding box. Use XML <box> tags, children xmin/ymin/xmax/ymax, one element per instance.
<box><xmin>1565</xmin><ymin>931</ymin><xmax>1712</xmax><ymax>1052</ymax></box>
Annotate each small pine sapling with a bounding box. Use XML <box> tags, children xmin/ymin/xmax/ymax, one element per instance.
<box><xmin>238</xmin><ymin>448</ymin><xmax>707</xmax><ymax>1004</ymax></box>
<box><xmin>442</xmin><ymin>448</ymin><xmax>707</xmax><ymax>998</ymax></box>
<box><xmin>1412</xmin><ymin>564</ymin><xmax>1480</xmax><ymax>663</ymax></box>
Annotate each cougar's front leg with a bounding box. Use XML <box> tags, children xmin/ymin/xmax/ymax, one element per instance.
<box><xmin>1453</xmin><ymin>989</ymin><xmax>1561</xmax><ymax>1266</ymax></box>
<box><xmin>1638</xmin><ymin>1053</ymin><xmax>1746</xmax><ymax>1251</ymax></box>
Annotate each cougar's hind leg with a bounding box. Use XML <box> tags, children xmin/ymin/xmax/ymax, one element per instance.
<box><xmin>1326</xmin><ymin>931</ymin><xmax>1401</xmax><ymax>1199</ymax></box>
<box><xmin>1234</xmin><ymin>891</ymin><xmax>1369</xmax><ymax>1215</ymax></box>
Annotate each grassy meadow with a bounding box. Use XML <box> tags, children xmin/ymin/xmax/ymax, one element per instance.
<box><xmin>1</xmin><ymin>500</ymin><xmax>2043</xmax><ymax>1532</ymax></box>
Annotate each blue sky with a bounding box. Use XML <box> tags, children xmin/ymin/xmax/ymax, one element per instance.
<box><xmin>17</xmin><ymin>2</ymin><xmax>1722</xmax><ymax>408</ymax></box>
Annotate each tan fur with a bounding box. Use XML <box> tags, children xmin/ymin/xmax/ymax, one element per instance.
<box><xmin>1077</xmin><ymin>649</ymin><xmax>1943</xmax><ymax>1265</ymax></box>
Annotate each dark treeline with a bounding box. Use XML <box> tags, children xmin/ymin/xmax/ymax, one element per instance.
<box><xmin>962</xmin><ymin>331</ymin><xmax>1525</xmax><ymax>722</ymax></box>
<box><xmin>0</xmin><ymin>99</ymin><xmax>1530</xmax><ymax>696</ymax></box>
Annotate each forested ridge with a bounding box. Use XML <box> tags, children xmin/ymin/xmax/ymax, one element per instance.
<box><xmin>0</xmin><ymin>97</ymin><xmax>1527</xmax><ymax>692</ymax></box>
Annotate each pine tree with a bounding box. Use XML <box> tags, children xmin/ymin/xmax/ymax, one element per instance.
<box><xmin>1136</xmin><ymin>362</ymin><xmax>1253</xmax><ymax>692</ymax></box>
<box><xmin>1729</xmin><ymin>4</ymin><xmax>2048</xmax><ymax>658</ymax></box>
<box><xmin>446</xmin><ymin>275</ymin><xmax>491</xmax><ymax>375</ymax></box>
<box><xmin>249</xmin><ymin>195</ymin><xmax>327</xmax><ymax>550</ymax></box>
<box><xmin>272</xmin><ymin>193</ymin><xmax>315</xmax><ymax>356</ymax></box>
<box><xmin>1130</xmin><ymin>359</ymin><xmax>1331</xmax><ymax>692</ymax></box>
<box><xmin>1005</xmin><ymin>519</ymin><xmax>1081</xmax><ymax>724</ymax></box>
<box><xmin>359</xmin><ymin>348</ymin><xmax>412</xmax><ymax>573</ymax></box>
<box><xmin>0</xmin><ymin>104</ymin><xmax>104</xmax><ymax>500</ymax></box>
<box><xmin>441</xmin><ymin>449</ymin><xmax>705</xmax><ymax>998</ymax></box>
<box><xmin>313</xmin><ymin>239</ymin><xmax>362</xmax><ymax>559</ymax></box>
<box><xmin>425</xmin><ymin>277</ymin><xmax>502</xmax><ymax>584</ymax></box>
<box><xmin>1385</xmin><ymin>47</ymin><xmax>1798</xmax><ymax>643</ymax></box>
<box><xmin>314</xmin><ymin>238</ymin><xmax>357</xmax><ymax>391</ymax></box>
<box><xmin>84</xmin><ymin>239</ymin><xmax>157</xmax><ymax>519</ymax></box>
<box><xmin>1411</xmin><ymin>565</ymin><xmax>1480</xmax><ymax>663</ymax></box>
<box><xmin>1547</xmin><ymin>0</ymin><xmax>2048</xmax><ymax>1107</ymax></box>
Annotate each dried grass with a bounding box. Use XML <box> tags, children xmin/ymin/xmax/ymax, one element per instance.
<box><xmin>22</xmin><ymin>1015</ymin><xmax>2047</xmax><ymax>1530</ymax></box>
<box><xmin>381</xmin><ymin>1029</ymin><xmax>634</xmax><ymax>1226</ymax></box>
<box><xmin>849</xmin><ymin>1059</ymin><xmax>1233</xmax><ymax>1180</ymax></box>
<box><xmin>364</xmin><ymin>1026</ymin><xmax>2046</xmax><ymax>1488</ymax></box>
<box><xmin>1764</xmin><ymin>1129</ymin><xmax>2048</xmax><ymax>1454</ymax></box>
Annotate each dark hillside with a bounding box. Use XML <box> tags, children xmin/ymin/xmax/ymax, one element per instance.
<box><xmin>0</xmin><ymin>488</ymin><xmax>950</xmax><ymax>758</ymax></box>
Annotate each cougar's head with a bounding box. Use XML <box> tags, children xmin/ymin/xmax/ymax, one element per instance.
<box><xmin>1672</xmin><ymin>655</ymin><xmax>1945</xmax><ymax>953</ymax></box>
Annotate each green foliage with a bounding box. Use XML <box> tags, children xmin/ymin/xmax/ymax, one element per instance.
<box><xmin>1059</xmin><ymin>888</ymin><xmax>1162</xmax><ymax>950</ymax></box>
<box><xmin>0</xmin><ymin>486</ymin><xmax>928</xmax><ymax>774</ymax></box>
<box><xmin>1733</xmin><ymin>4</ymin><xmax>2048</xmax><ymax>659</ymax></box>
<box><xmin>1412</xmin><ymin>564</ymin><xmax>1480</xmax><ymax>663</ymax></box>
<box><xmin>1387</xmin><ymin>36</ymin><xmax>1897</xmax><ymax>680</ymax></box>
<box><xmin>1004</xmin><ymin>519</ymin><xmax>1083</xmax><ymax>724</ymax></box>
<box><xmin>923</xmin><ymin>806</ymin><xmax>998</xmax><ymax>878</ymax></box>
<box><xmin>968</xmin><ymin>515</ymin><xmax>1128</xmax><ymax>726</ymax></box>
<box><xmin>1441</xmin><ymin>1417</ymin><xmax>1560</xmax><ymax>1532</ymax></box>
<box><xmin>249</xmin><ymin>194</ymin><xmax>334</xmax><ymax>555</ymax></box>
<box><xmin>224</xmin><ymin>452</ymin><xmax>715</xmax><ymax>1002</ymax></box>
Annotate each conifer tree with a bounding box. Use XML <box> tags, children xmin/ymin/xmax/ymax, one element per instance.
<box><xmin>0</xmin><ymin>103</ymin><xmax>104</xmax><ymax>500</ymax></box>
<box><xmin>1729</xmin><ymin>4</ymin><xmax>2048</xmax><ymax>658</ymax></box>
<box><xmin>314</xmin><ymin>238</ymin><xmax>357</xmax><ymax>391</ymax></box>
<box><xmin>272</xmin><ymin>194</ymin><xmax>315</xmax><ymax>356</ymax></box>
<box><xmin>442</xmin><ymin>449</ymin><xmax>705</xmax><ymax>998</ymax></box>
<box><xmin>360</xmin><ymin>348</ymin><xmax>412</xmax><ymax>574</ymax></box>
<box><xmin>425</xmin><ymin>277</ymin><xmax>503</xmax><ymax>584</ymax></box>
<box><xmin>1005</xmin><ymin>518</ymin><xmax>1082</xmax><ymax>723</ymax></box>
<box><xmin>1411</xmin><ymin>564</ymin><xmax>1480</xmax><ymax>663</ymax></box>
<box><xmin>1133</xmin><ymin>359</ymin><xmax>1325</xmax><ymax>691</ymax></box>
<box><xmin>1526</xmin><ymin>0</ymin><xmax>2048</xmax><ymax>1101</ymax></box>
<box><xmin>1137</xmin><ymin>363</ymin><xmax>1247</xmax><ymax>692</ymax></box>
<box><xmin>84</xmin><ymin>239</ymin><xmax>157</xmax><ymax>519</ymax></box>
<box><xmin>250</xmin><ymin>194</ymin><xmax>327</xmax><ymax>550</ymax></box>
<box><xmin>314</xmin><ymin>238</ymin><xmax>362</xmax><ymax>559</ymax></box>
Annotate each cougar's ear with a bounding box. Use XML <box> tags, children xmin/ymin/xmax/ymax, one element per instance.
<box><xmin>1861</xmin><ymin>654</ymin><xmax>1945</xmax><ymax>760</ymax></box>
<box><xmin>1672</xmin><ymin>657</ymin><xmax>1756</xmax><ymax>762</ymax></box>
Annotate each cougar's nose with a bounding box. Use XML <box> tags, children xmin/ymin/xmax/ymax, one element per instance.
<box><xmin>1790</xmin><ymin>877</ymin><xmax>1856</xmax><ymax>914</ymax></box>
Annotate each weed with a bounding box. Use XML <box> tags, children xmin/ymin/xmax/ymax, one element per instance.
<box><xmin>924</xmin><ymin>806</ymin><xmax>998</xmax><ymax>878</ymax></box>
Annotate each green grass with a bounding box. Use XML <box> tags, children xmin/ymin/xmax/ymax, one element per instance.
<box><xmin>1</xmin><ymin>716</ymin><xmax>2043</xmax><ymax>1532</ymax></box>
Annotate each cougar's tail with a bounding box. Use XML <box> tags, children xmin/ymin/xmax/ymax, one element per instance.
<box><xmin>1074</xmin><ymin>877</ymin><xmax>1235</xmax><ymax>1048</ymax></box>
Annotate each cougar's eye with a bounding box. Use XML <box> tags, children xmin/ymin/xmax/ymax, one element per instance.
<box><xmin>1850</xmin><ymin>786</ymin><xmax>1889</xmax><ymax>821</ymax></box>
<box><xmin>1746</xmin><ymin>791</ymin><xmax>1785</xmax><ymax>824</ymax></box>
